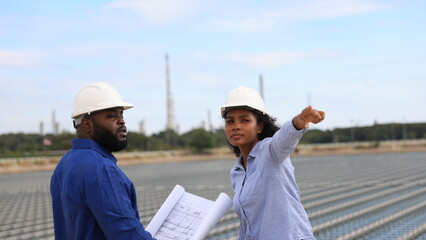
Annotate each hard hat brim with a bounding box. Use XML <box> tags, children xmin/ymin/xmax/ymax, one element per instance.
<box><xmin>221</xmin><ymin>105</ymin><xmax>267</xmax><ymax>118</ymax></box>
<box><xmin>71</xmin><ymin>102</ymin><xmax>134</xmax><ymax>119</ymax></box>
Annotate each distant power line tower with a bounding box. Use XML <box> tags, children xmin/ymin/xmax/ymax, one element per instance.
<box><xmin>207</xmin><ymin>110</ymin><xmax>213</xmax><ymax>132</ymax></box>
<box><xmin>39</xmin><ymin>121</ymin><xmax>44</xmax><ymax>136</ymax></box>
<box><xmin>259</xmin><ymin>74</ymin><xmax>264</xmax><ymax>100</ymax></box>
<box><xmin>52</xmin><ymin>110</ymin><xmax>59</xmax><ymax>135</ymax></box>
<box><xmin>138</xmin><ymin>120</ymin><xmax>146</xmax><ymax>135</ymax></box>
<box><xmin>165</xmin><ymin>54</ymin><xmax>176</xmax><ymax>132</ymax></box>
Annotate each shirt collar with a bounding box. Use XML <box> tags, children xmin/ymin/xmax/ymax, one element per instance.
<box><xmin>71</xmin><ymin>138</ymin><xmax>117</xmax><ymax>162</ymax></box>
<box><xmin>235</xmin><ymin>140</ymin><xmax>262</xmax><ymax>169</ymax></box>
<box><xmin>248</xmin><ymin>140</ymin><xmax>261</xmax><ymax>159</ymax></box>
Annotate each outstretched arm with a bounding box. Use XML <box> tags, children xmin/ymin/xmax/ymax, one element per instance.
<box><xmin>292</xmin><ymin>106</ymin><xmax>325</xmax><ymax>130</ymax></box>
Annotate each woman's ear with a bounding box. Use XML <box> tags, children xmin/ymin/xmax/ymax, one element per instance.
<box><xmin>257</xmin><ymin>121</ymin><xmax>264</xmax><ymax>134</ymax></box>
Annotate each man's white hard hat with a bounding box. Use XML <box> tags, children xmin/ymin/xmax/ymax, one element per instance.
<box><xmin>221</xmin><ymin>86</ymin><xmax>267</xmax><ymax>118</ymax></box>
<box><xmin>72</xmin><ymin>82</ymin><xmax>134</xmax><ymax>126</ymax></box>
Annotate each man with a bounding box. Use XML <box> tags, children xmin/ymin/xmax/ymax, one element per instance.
<box><xmin>50</xmin><ymin>82</ymin><xmax>155</xmax><ymax>240</ymax></box>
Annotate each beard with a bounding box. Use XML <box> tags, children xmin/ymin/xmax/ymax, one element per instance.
<box><xmin>92</xmin><ymin>120</ymin><xmax>128</xmax><ymax>152</ymax></box>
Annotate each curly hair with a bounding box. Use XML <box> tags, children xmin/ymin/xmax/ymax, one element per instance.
<box><xmin>225</xmin><ymin>108</ymin><xmax>280</xmax><ymax>157</ymax></box>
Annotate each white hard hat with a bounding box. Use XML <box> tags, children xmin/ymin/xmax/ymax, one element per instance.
<box><xmin>221</xmin><ymin>86</ymin><xmax>267</xmax><ymax>118</ymax></box>
<box><xmin>71</xmin><ymin>81</ymin><xmax>134</xmax><ymax>120</ymax></box>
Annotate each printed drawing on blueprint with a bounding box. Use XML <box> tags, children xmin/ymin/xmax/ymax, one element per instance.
<box><xmin>154</xmin><ymin>192</ymin><xmax>213</xmax><ymax>240</ymax></box>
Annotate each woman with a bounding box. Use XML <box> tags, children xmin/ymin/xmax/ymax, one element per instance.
<box><xmin>221</xmin><ymin>86</ymin><xmax>324</xmax><ymax>240</ymax></box>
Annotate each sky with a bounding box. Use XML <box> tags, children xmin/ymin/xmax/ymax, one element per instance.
<box><xmin>0</xmin><ymin>0</ymin><xmax>425</xmax><ymax>135</ymax></box>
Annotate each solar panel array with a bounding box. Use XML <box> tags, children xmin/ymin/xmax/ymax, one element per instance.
<box><xmin>0</xmin><ymin>152</ymin><xmax>425</xmax><ymax>239</ymax></box>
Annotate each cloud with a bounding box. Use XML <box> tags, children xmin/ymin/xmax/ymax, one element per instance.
<box><xmin>206</xmin><ymin>0</ymin><xmax>389</xmax><ymax>33</ymax></box>
<box><xmin>102</xmin><ymin>0</ymin><xmax>390</xmax><ymax>33</ymax></box>
<box><xmin>188</xmin><ymin>73</ymin><xmax>224</xmax><ymax>86</ymax></box>
<box><xmin>265</xmin><ymin>0</ymin><xmax>389</xmax><ymax>20</ymax></box>
<box><xmin>56</xmin><ymin>42</ymin><xmax>154</xmax><ymax>58</ymax></box>
<box><xmin>58</xmin><ymin>43</ymin><xmax>129</xmax><ymax>56</ymax></box>
<box><xmin>208</xmin><ymin>18</ymin><xmax>276</xmax><ymax>32</ymax></box>
<box><xmin>0</xmin><ymin>49</ymin><xmax>44</xmax><ymax>68</ymax></box>
<box><xmin>191</xmin><ymin>50</ymin><xmax>336</xmax><ymax>68</ymax></box>
<box><xmin>225</xmin><ymin>52</ymin><xmax>305</xmax><ymax>68</ymax></box>
<box><xmin>103</xmin><ymin>0</ymin><xmax>204</xmax><ymax>24</ymax></box>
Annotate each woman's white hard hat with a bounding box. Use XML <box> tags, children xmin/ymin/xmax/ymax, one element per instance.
<box><xmin>221</xmin><ymin>86</ymin><xmax>267</xmax><ymax>118</ymax></box>
<box><xmin>71</xmin><ymin>82</ymin><xmax>134</xmax><ymax>125</ymax></box>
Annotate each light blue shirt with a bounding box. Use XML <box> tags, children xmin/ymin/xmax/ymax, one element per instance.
<box><xmin>230</xmin><ymin>120</ymin><xmax>315</xmax><ymax>240</ymax></box>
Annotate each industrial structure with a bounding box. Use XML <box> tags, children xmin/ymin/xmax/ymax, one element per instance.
<box><xmin>259</xmin><ymin>74</ymin><xmax>264</xmax><ymax>99</ymax></box>
<box><xmin>165</xmin><ymin>54</ymin><xmax>177</xmax><ymax>132</ymax></box>
<box><xmin>51</xmin><ymin>110</ymin><xmax>60</xmax><ymax>135</ymax></box>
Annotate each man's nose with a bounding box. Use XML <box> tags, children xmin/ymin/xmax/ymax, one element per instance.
<box><xmin>118</xmin><ymin>116</ymin><xmax>125</xmax><ymax>125</ymax></box>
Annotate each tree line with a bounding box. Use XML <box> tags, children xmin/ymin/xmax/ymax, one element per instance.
<box><xmin>1</xmin><ymin>122</ymin><xmax>425</xmax><ymax>158</ymax></box>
